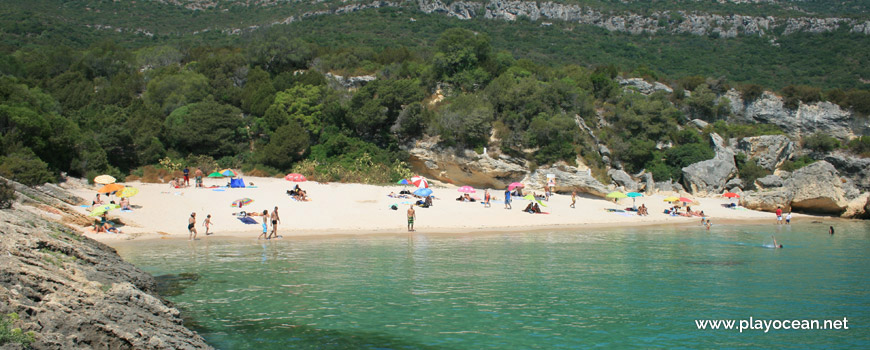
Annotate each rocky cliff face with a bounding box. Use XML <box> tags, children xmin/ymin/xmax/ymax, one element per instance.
<box><xmin>725</xmin><ymin>90</ymin><xmax>861</xmax><ymax>139</ymax></box>
<box><xmin>0</xmin><ymin>178</ymin><xmax>211</xmax><ymax>350</ymax></box>
<box><xmin>739</xmin><ymin>161</ymin><xmax>854</xmax><ymax>215</ymax></box>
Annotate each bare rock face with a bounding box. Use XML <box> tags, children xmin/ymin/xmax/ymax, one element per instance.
<box><xmin>607</xmin><ymin>169</ymin><xmax>638</xmax><ymax>191</ymax></box>
<box><xmin>740</xmin><ymin>188</ymin><xmax>793</xmax><ymax>212</ymax></box>
<box><xmin>527</xmin><ymin>165</ymin><xmax>610</xmax><ymax>197</ymax></box>
<box><xmin>681</xmin><ymin>133</ymin><xmax>737</xmax><ymax>195</ymax></box>
<box><xmin>755</xmin><ymin>174</ymin><xmax>784</xmax><ymax>189</ymax></box>
<box><xmin>0</xmin><ymin>180</ymin><xmax>212</xmax><ymax>349</ymax></box>
<box><xmin>406</xmin><ymin>140</ymin><xmax>528</xmax><ymax>189</ymax></box>
<box><xmin>729</xmin><ymin>91</ymin><xmax>858</xmax><ymax>139</ymax></box>
<box><xmin>617</xmin><ymin>77</ymin><xmax>673</xmax><ymax>95</ymax></box>
<box><xmin>824</xmin><ymin>152</ymin><xmax>870</xmax><ymax>191</ymax></box>
<box><xmin>736</xmin><ymin>135</ymin><xmax>796</xmax><ymax>171</ymax></box>
<box><xmin>787</xmin><ymin>161</ymin><xmax>849</xmax><ymax>214</ymax></box>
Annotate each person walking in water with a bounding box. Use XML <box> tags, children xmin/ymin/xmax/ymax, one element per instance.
<box><xmin>188</xmin><ymin>212</ymin><xmax>197</xmax><ymax>240</ymax></box>
<box><xmin>268</xmin><ymin>206</ymin><xmax>281</xmax><ymax>239</ymax></box>
<box><xmin>504</xmin><ymin>189</ymin><xmax>512</xmax><ymax>209</ymax></box>
<box><xmin>407</xmin><ymin>205</ymin><xmax>416</xmax><ymax>232</ymax></box>
<box><xmin>203</xmin><ymin>214</ymin><xmax>213</xmax><ymax>236</ymax></box>
<box><xmin>258</xmin><ymin>210</ymin><xmax>269</xmax><ymax>239</ymax></box>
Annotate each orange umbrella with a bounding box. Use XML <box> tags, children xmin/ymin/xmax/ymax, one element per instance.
<box><xmin>97</xmin><ymin>183</ymin><xmax>125</xmax><ymax>194</ymax></box>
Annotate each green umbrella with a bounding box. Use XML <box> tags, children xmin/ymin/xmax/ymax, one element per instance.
<box><xmin>207</xmin><ymin>172</ymin><xmax>224</xmax><ymax>178</ymax></box>
<box><xmin>522</xmin><ymin>194</ymin><xmax>547</xmax><ymax>207</ymax></box>
<box><xmin>90</xmin><ymin>204</ymin><xmax>120</xmax><ymax>217</ymax></box>
<box><xmin>606</xmin><ymin>191</ymin><xmax>628</xmax><ymax>199</ymax></box>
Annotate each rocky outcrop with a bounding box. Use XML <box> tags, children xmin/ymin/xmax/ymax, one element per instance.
<box><xmin>0</xmin><ymin>179</ymin><xmax>211</xmax><ymax>349</ymax></box>
<box><xmin>788</xmin><ymin>161</ymin><xmax>849</xmax><ymax>214</ymax></box>
<box><xmin>725</xmin><ymin>178</ymin><xmax>743</xmax><ymax>190</ymax></box>
<box><xmin>607</xmin><ymin>169</ymin><xmax>638</xmax><ymax>191</ymax></box>
<box><xmin>824</xmin><ymin>152</ymin><xmax>870</xmax><ymax>191</ymax></box>
<box><xmin>755</xmin><ymin>174</ymin><xmax>783</xmax><ymax>189</ymax></box>
<box><xmin>736</xmin><ymin>135</ymin><xmax>796</xmax><ymax>171</ymax></box>
<box><xmin>682</xmin><ymin>133</ymin><xmax>737</xmax><ymax>195</ymax></box>
<box><xmin>740</xmin><ymin>161</ymin><xmax>852</xmax><ymax>215</ymax></box>
<box><xmin>324</xmin><ymin>72</ymin><xmax>377</xmax><ymax>89</ymax></box>
<box><xmin>727</xmin><ymin>90</ymin><xmax>860</xmax><ymax>139</ymax></box>
<box><xmin>406</xmin><ymin>139</ymin><xmax>529</xmax><ymax>188</ymax></box>
<box><xmin>526</xmin><ymin>165</ymin><xmax>610</xmax><ymax>197</ymax></box>
<box><xmin>617</xmin><ymin>77</ymin><xmax>673</xmax><ymax>95</ymax></box>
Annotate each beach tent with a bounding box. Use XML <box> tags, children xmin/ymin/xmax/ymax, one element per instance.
<box><xmin>229</xmin><ymin>178</ymin><xmax>246</xmax><ymax>188</ymax></box>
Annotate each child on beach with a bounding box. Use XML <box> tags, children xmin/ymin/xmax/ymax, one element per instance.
<box><xmin>203</xmin><ymin>214</ymin><xmax>213</xmax><ymax>236</ymax></box>
<box><xmin>258</xmin><ymin>210</ymin><xmax>269</xmax><ymax>239</ymax></box>
<box><xmin>786</xmin><ymin>211</ymin><xmax>792</xmax><ymax>224</ymax></box>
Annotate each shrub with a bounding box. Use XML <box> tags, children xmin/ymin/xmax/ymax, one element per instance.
<box><xmin>802</xmin><ymin>132</ymin><xmax>841</xmax><ymax>153</ymax></box>
<box><xmin>0</xmin><ymin>313</ymin><xmax>35</xmax><ymax>347</ymax></box>
<box><xmin>846</xmin><ymin>136</ymin><xmax>870</xmax><ymax>157</ymax></box>
<box><xmin>739</xmin><ymin>83</ymin><xmax>764</xmax><ymax>102</ymax></box>
<box><xmin>706</xmin><ymin>120</ymin><xmax>784</xmax><ymax>139</ymax></box>
<box><xmin>0</xmin><ymin>178</ymin><xmax>15</xmax><ymax>209</ymax></box>
<box><xmin>0</xmin><ymin>152</ymin><xmax>56</xmax><ymax>186</ymax></box>
<box><xmin>781</xmin><ymin>85</ymin><xmax>822</xmax><ymax>110</ymax></box>
<box><xmin>736</xmin><ymin>154</ymin><xmax>771</xmax><ymax>190</ymax></box>
<box><xmin>780</xmin><ymin>155</ymin><xmax>816</xmax><ymax>171</ymax></box>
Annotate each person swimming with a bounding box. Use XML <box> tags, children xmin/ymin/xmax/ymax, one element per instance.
<box><xmin>829</xmin><ymin>226</ymin><xmax>835</xmax><ymax>235</ymax></box>
<box><xmin>766</xmin><ymin>235</ymin><xmax>783</xmax><ymax>249</ymax></box>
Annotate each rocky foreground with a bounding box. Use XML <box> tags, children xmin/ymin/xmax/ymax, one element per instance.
<box><xmin>0</xmin><ymin>178</ymin><xmax>211</xmax><ymax>350</ymax></box>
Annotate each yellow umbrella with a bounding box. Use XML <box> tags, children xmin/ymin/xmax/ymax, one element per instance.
<box><xmin>663</xmin><ymin>196</ymin><xmax>680</xmax><ymax>202</ymax></box>
<box><xmin>90</xmin><ymin>204</ymin><xmax>120</xmax><ymax>217</ymax></box>
<box><xmin>117</xmin><ymin>187</ymin><xmax>139</xmax><ymax>198</ymax></box>
<box><xmin>94</xmin><ymin>175</ymin><xmax>116</xmax><ymax>184</ymax></box>
<box><xmin>97</xmin><ymin>183</ymin><xmax>125</xmax><ymax>194</ymax></box>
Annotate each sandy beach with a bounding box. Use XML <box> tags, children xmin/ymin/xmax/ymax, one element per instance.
<box><xmin>70</xmin><ymin>176</ymin><xmax>786</xmax><ymax>242</ymax></box>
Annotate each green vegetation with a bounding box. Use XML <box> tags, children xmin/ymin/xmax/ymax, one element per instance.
<box><xmin>735</xmin><ymin>154</ymin><xmax>771</xmax><ymax>191</ymax></box>
<box><xmin>0</xmin><ymin>313</ymin><xmax>35</xmax><ymax>347</ymax></box>
<box><xmin>847</xmin><ymin>136</ymin><xmax>870</xmax><ymax>157</ymax></box>
<box><xmin>0</xmin><ymin>178</ymin><xmax>14</xmax><ymax>209</ymax></box>
<box><xmin>780</xmin><ymin>155</ymin><xmax>816</xmax><ymax>172</ymax></box>
<box><xmin>803</xmin><ymin>132</ymin><xmax>842</xmax><ymax>153</ymax></box>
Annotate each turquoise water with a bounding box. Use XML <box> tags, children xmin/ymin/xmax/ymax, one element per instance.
<box><xmin>114</xmin><ymin>222</ymin><xmax>870</xmax><ymax>349</ymax></box>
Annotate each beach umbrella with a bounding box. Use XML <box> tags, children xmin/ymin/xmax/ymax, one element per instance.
<box><xmin>411</xmin><ymin>176</ymin><xmax>429</xmax><ymax>188</ymax></box>
<box><xmin>284</xmin><ymin>173</ymin><xmax>307</xmax><ymax>182</ymax></box>
<box><xmin>522</xmin><ymin>194</ymin><xmax>547</xmax><ymax>207</ymax></box>
<box><xmin>413</xmin><ymin>188</ymin><xmax>433</xmax><ymax>197</ymax></box>
<box><xmin>94</xmin><ymin>175</ymin><xmax>116</xmax><ymax>185</ymax></box>
<box><xmin>663</xmin><ymin>196</ymin><xmax>680</xmax><ymax>202</ymax></box>
<box><xmin>97</xmin><ymin>183</ymin><xmax>125</xmax><ymax>194</ymax></box>
<box><xmin>231</xmin><ymin>198</ymin><xmax>253</xmax><ymax>208</ymax></box>
<box><xmin>626</xmin><ymin>191</ymin><xmax>643</xmax><ymax>206</ymax></box>
<box><xmin>458</xmin><ymin>186</ymin><xmax>476</xmax><ymax>193</ymax></box>
<box><xmin>508</xmin><ymin>182</ymin><xmax>525</xmax><ymax>190</ymax></box>
<box><xmin>723</xmin><ymin>192</ymin><xmax>740</xmax><ymax>198</ymax></box>
<box><xmin>397</xmin><ymin>179</ymin><xmax>410</xmax><ymax>185</ymax></box>
<box><xmin>207</xmin><ymin>172</ymin><xmax>224</xmax><ymax>178</ymax></box>
<box><xmin>89</xmin><ymin>204</ymin><xmax>119</xmax><ymax>217</ymax></box>
<box><xmin>220</xmin><ymin>169</ymin><xmax>238</xmax><ymax>177</ymax></box>
<box><xmin>606</xmin><ymin>191</ymin><xmax>628</xmax><ymax>199</ymax></box>
<box><xmin>678</xmin><ymin>197</ymin><xmax>694</xmax><ymax>203</ymax></box>
<box><xmin>117</xmin><ymin>187</ymin><xmax>139</xmax><ymax>198</ymax></box>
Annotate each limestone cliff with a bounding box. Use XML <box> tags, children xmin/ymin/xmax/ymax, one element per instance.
<box><xmin>0</xmin><ymin>178</ymin><xmax>211</xmax><ymax>350</ymax></box>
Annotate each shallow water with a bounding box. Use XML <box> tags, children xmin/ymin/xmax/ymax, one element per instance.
<box><xmin>115</xmin><ymin>222</ymin><xmax>870</xmax><ymax>349</ymax></box>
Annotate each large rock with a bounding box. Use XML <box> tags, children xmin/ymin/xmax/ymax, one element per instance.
<box><xmin>740</xmin><ymin>188</ymin><xmax>793</xmax><ymax>212</ymax></box>
<box><xmin>824</xmin><ymin>152</ymin><xmax>870</xmax><ymax>191</ymax></box>
<box><xmin>842</xmin><ymin>192</ymin><xmax>870</xmax><ymax>219</ymax></box>
<box><xmin>787</xmin><ymin>161</ymin><xmax>849</xmax><ymax>214</ymax></box>
<box><xmin>406</xmin><ymin>139</ymin><xmax>528</xmax><ymax>188</ymax></box>
<box><xmin>681</xmin><ymin>133</ymin><xmax>737</xmax><ymax>195</ymax></box>
<box><xmin>617</xmin><ymin>77</ymin><xmax>673</xmax><ymax>95</ymax></box>
<box><xmin>736</xmin><ymin>135</ymin><xmax>796</xmax><ymax>171</ymax></box>
<box><xmin>729</xmin><ymin>90</ymin><xmax>860</xmax><ymax>139</ymax></box>
<box><xmin>0</xmin><ymin>182</ymin><xmax>211</xmax><ymax>349</ymax></box>
<box><xmin>608</xmin><ymin>169</ymin><xmax>638</xmax><ymax>191</ymax></box>
<box><xmin>725</xmin><ymin>178</ymin><xmax>744</xmax><ymax>190</ymax></box>
<box><xmin>656</xmin><ymin>180</ymin><xmax>685</xmax><ymax>194</ymax></box>
<box><xmin>527</xmin><ymin>165</ymin><xmax>610</xmax><ymax>197</ymax></box>
<box><xmin>755</xmin><ymin>174</ymin><xmax>784</xmax><ymax>189</ymax></box>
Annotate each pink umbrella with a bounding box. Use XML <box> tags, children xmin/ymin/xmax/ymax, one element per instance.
<box><xmin>411</xmin><ymin>176</ymin><xmax>429</xmax><ymax>188</ymax></box>
<box><xmin>508</xmin><ymin>182</ymin><xmax>525</xmax><ymax>190</ymax></box>
<box><xmin>285</xmin><ymin>173</ymin><xmax>307</xmax><ymax>182</ymax></box>
<box><xmin>458</xmin><ymin>186</ymin><xmax>476</xmax><ymax>193</ymax></box>
<box><xmin>723</xmin><ymin>192</ymin><xmax>740</xmax><ymax>198</ymax></box>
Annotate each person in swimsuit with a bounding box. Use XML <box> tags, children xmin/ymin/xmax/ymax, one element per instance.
<box><xmin>772</xmin><ymin>236</ymin><xmax>783</xmax><ymax>248</ymax></box>
<box><xmin>484</xmin><ymin>190</ymin><xmax>491</xmax><ymax>208</ymax></box>
<box><xmin>258</xmin><ymin>210</ymin><xmax>269</xmax><ymax>239</ymax></box>
<box><xmin>268</xmin><ymin>206</ymin><xmax>281</xmax><ymax>239</ymax></box>
<box><xmin>504</xmin><ymin>189</ymin><xmax>512</xmax><ymax>209</ymax></box>
<box><xmin>570</xmin><ymin>191</ymin><xmax>577</xmax><ymax>208</ymax></box>
<box><xmin>829</xmin><ymin>226</ymin><xmax>835</xmax><ymax>235</ymax></box>
<box><xmin>188</xmin><ymin>212</ymin><xmax>197</xmax><ymax>240</ymax></box>
<box><xmin>407</xmin><ymin>205</ymin><xmax>416</xmax><ymax>232</ymax></box>
<box><xmin>203</xmin><ymin>214</ymin><xmax>213</xmax><ymax>236</ymax></box>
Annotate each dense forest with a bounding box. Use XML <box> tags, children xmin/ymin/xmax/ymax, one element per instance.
<box><xmin>1</xmin><ymin>3</ymin><xmax>869</xmax><ymax>188</ymax></box>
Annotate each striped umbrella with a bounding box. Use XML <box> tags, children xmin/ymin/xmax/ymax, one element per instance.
<box><xmin>284</xmin><ymin>173</ymin><xmax>307</xmax><ymax>182</ymax></box>
<box><xmin>231</xmin><ymin>198</ymin><xmax>253</xmax><ymax>208</ymax></box>
<box><xmin>220</xmin><ymin>169</ymin><xmax>238</xmax><ymax>177</ymax></box>
<box><xmin>411</xmin><ymin>176</ymin><xmax>429</xmax><ymax>188</ymax></box>
<box><xmin>458</xmin><ymin>186</ymin><xmax>476</xmax><ymax>193</ymax></box>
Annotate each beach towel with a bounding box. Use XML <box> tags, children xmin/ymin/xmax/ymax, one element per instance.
<box><xmin>238</xmin><ymin>217</ymin><xmax>258</xmax><ymax>224</ymax></box>
<box><xmin>120</xmin><ymin>209</ymin><xmax>133</xmax><ymax>213</ymax></box>
<box><xmin>212</xmin><ymin>189</ymin><xmax>226</xmax><ymax>192</ymax></box>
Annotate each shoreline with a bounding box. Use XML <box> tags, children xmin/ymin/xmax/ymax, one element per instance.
<box><xmin>68</xmin><ymin>176</ymin><xmax>842</xmax><ymax>246</ymax></box>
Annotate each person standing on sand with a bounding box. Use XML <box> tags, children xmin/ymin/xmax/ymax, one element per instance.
<box><xmin>183</xmin><ymin>167</ymin><xmax>190</xmax><ymax>187</ymax></box>
<box><xmin>570</xmin><ymin>191</ymin><xmax>577</xmax><ymax>208</ymax></box>
<box><xmin>775</xmin><ymin>206</ymin><xmax>783</xmax><ymax>225</ymax></box>
<box><xmin>203</xmin><ymin>214</ymin><xmax>213</xmax><ymax>236</ymax></box>
<box><xmin>258</xmin><ymin>210</ymin><xmax>269</xmax><ymax>239</ymax></box>
<box><xmin>407</xmin><ymin>205</ymin><xmax>416</xmax><ymax>232</ymax></box>
<box><xmin>504</xmin><ymin>189</ymin><xmax>512</xmax><ymax>209</ymax></box>
<box><xmin>484</xmin><ymin>190</ymin><xmax>491</xmax><ymax>208</ymax></box>
<box><xmin>188</xmin><ymin>213</ymin><xmax>197</xmax><ymax>240</ymax></box>
<box><xmin>269</xmin><ymin>206</ymin><xmax>281</xmax><ymax>239</ymax></box>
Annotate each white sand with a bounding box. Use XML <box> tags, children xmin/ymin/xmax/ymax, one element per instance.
<box><xmin>71</xmin><ymin>176</ymin><xmax>780</xmax><ymax>242</ymax></box>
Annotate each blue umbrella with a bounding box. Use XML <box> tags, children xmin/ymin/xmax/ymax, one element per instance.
<box><xmin>626</xmin><ymin>192</ymin><xmax>643</xmax><ymax>207</ymax></box>
<box><xmin>414</xmin><ymin>188</ymin><xmax>433</xmax><ymax>197</ymax></box>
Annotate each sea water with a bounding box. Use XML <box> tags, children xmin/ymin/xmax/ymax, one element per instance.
<box><xmin>114</xmin><ymin>222</ymin><xmax>870</xmax><ymax>349</ymax></box>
